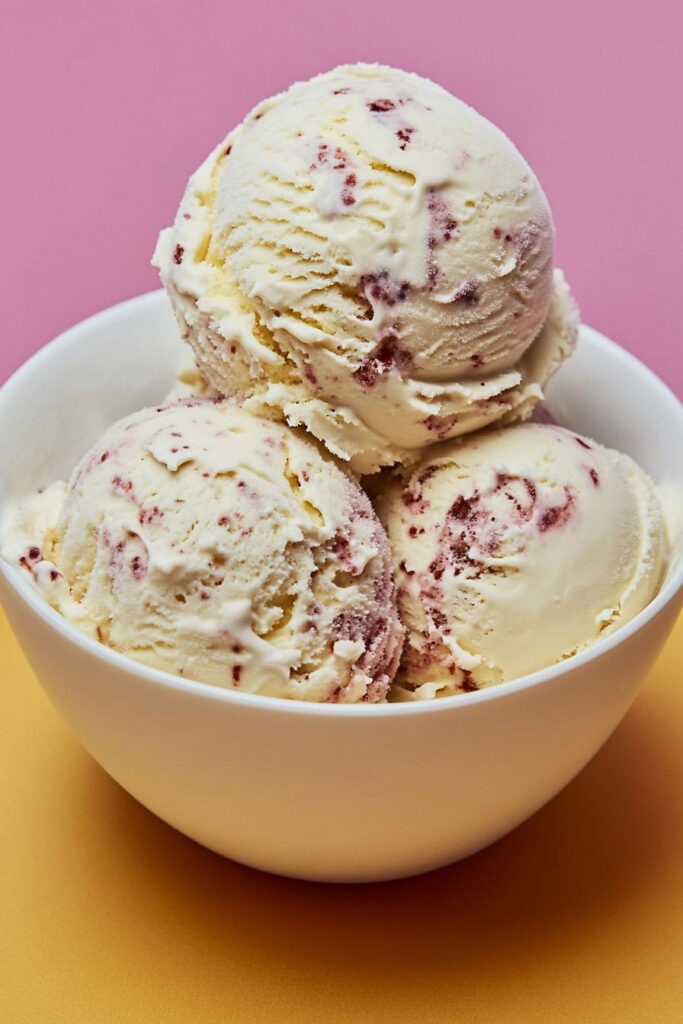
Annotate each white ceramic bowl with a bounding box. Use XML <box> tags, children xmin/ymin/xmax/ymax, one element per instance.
<box><xmin>1</xmin><ymin>292</ymin><xmax>681</xmax><ymax>883</ymax></box>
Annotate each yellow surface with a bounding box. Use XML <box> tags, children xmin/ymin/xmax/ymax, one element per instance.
<box><xmin>1</xmin><ymin>608</ymin><xmax>682</xmax><ymax>1024</ymax></box>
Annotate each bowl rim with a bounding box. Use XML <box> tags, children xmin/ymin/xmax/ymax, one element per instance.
<box><xmin>0</xmin><ymin>289</ymin><xmax>681</xmax><ymax>719</ymax></box>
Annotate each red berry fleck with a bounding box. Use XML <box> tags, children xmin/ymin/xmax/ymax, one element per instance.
<box><xmin>368</xmin><ymin>98</ymin><xmax>395</xmax><ymax>112</ymax></box>
<box><xmin>452</xmin><ymin>280</ymin><xmax>480</xmax><ymax>305</ymax></box>
<box><xmin>460</xmin><ymin>670</ymin><xmax>479</xmax><ymax>692</ymax></box>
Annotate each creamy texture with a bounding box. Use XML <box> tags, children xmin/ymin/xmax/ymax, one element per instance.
<box><xmin>164</xmin><ymin>345</ymin><xmax>219</xmax><ymax>402</ymax></box>
<box><xmin>154</xmin><ymin>63</ymin><xmax>578</xmax><ymax>473</ymax></box>
<box><xmin>2</xmin><ymin>401</ymin><xmax>403</xmax><ymax>702</ymax></box>
<box><xmin>375</xmin><ymin>423</ymin><xmax>666</xmax><ymax>698</ymax></box>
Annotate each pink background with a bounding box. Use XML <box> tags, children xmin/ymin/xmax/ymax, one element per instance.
<box><xmin>2</xmin><ymin>1</ymin><xmax>681</xmax><ymax>396</ymax></box>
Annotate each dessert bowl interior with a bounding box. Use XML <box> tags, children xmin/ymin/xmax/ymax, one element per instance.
<box><xmin>0</xmin><ymin>291</ymin><xmax>680</xmax><ymax>882</ymax></box>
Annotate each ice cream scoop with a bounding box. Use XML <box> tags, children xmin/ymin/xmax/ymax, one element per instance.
<box><xmin>154</xmin><ymin>63</ymin><xmax>579</xmax><ymax>473</ymax></box>
<box><xmin>374</xmin><ymin>422</ymin><xmax>666</xmax><ymax>698</ymax></box>
<box><xmin>2</xmin><ymin>400</ymin><xmax>403</xmax><ymax>702</ymax></box>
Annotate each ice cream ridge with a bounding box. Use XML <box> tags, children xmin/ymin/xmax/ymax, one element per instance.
<box><xmin>154</xmin><ymin>63</ymin><xmax>579</xmax><ymax>474</ymax></box>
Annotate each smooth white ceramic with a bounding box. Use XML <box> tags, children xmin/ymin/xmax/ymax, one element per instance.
<box><xmin>0</xmin><ymin>292</ymin><xmax>681</xmax><ymax>883</ymax></box>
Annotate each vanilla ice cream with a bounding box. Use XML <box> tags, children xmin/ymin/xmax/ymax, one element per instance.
<box><xmin>375</xmin><ymin>423</ymin><xmax>666</xmax><ymax>697</ymax></box>
<box><xmin>2</xmin><ymin>400</ymin><xmax>404</xmax><ymax>702</ymax></box>
<box><xmin>154</xmin><ymin>63</ymin><xmax>578</xmax><ymax>473</ymax></box>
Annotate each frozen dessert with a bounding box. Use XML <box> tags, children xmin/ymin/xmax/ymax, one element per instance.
<box><xmin>374</xmin><ymin>423</ymin><xmax>667</xmax><ymax>698</ymax></box>
<box><xmin>1</xmin><ymin>62</ymin><xmax>669</xmax><ymax>706</ymax></box>
<box><xmin>1</xmin><ymin>400</ymin><xmax>403</xmax><ymax>702</ymax></box>
<box><xmin>164</xmin><ymin>344</ymin><xmax>220</xmax><ymax>402</ymax></box>
<box><xmin>154</xmin><ymin>63</ymin><xmax>579</xmax><ymax>473</ymax></box>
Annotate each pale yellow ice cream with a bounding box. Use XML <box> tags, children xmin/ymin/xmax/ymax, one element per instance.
<box><xmin>375</xmin><ymin>423</ymin><xmax>666</xmax><ymax>698</ymax></box>
<box><xmin>2</xmin><ymin>400</ymin><xmax>403</xmax><ymax>702</ymax></box>
<box><xmin>154</xmin><ymin>63</ymin><xmax>578</xmax><ymax>473</ymax></box>
<box><xmin>164</xmin><ymin>344</ymin><xmax>219</xmax><ymax>402</ymax></box>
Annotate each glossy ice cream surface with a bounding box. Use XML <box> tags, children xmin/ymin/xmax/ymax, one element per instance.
<box><xmin>375</xmin><ymin>423</ymin><xmax>667</xmax><ymax>698</ymax></box>
<box><xmin>2</xmin><ymin>400</ymin><xmax>403</xmax><ymax>702</ymax></box>
<box><xmin>154</xmin><ymin>63</ymin><xmax>578</xmax><ymax>473</ymax></box>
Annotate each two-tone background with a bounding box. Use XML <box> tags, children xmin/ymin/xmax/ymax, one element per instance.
<box><xmin>2</xmin><ymin>3</ymin><xmax>682</xmax><ymax>1022</ymax></box>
